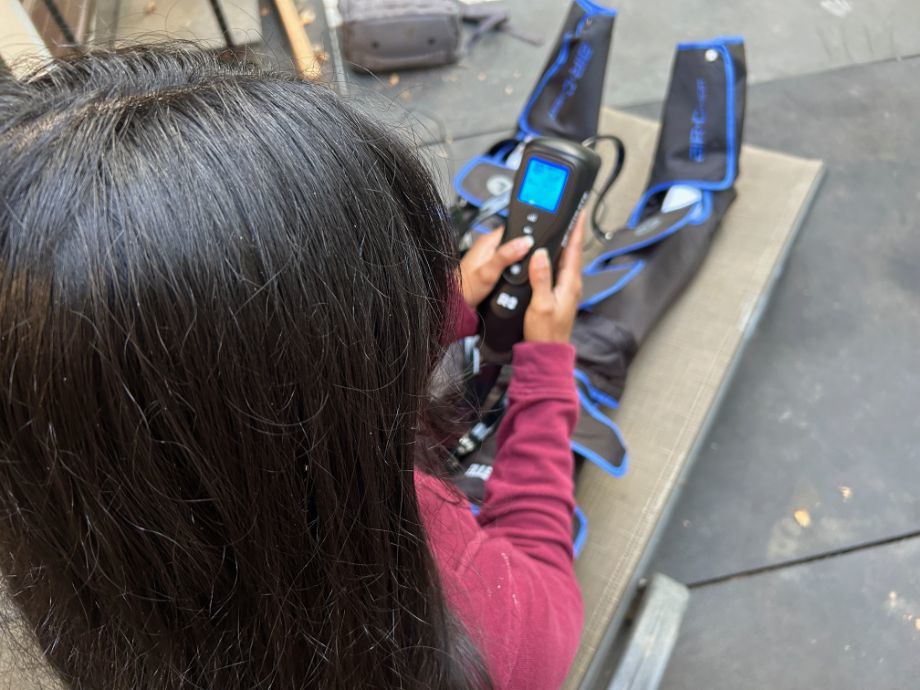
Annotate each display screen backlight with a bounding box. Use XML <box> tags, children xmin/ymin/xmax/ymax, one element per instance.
<box><xmin>517</xmin><ymin>157</ymin><xmax>570</xmax><ymax>213</ymax></box>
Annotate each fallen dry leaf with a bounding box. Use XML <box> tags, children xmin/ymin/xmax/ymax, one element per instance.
<box><xmin>144</xmin><ymin>0</ymin><xmax>156</xmax><ymax>14</ymax></box>
<box><xmin>793</xmin><ymin>508</ymin><xmax>811</xmax><ymax>528</ymax></box>
<box><xmin>259</xmin><ymin>4</ymin><xmax>269</xmax><ymax>16</ymax></box>
<box><xmin>838</xmin><ymin>486</ymin><xmax>853</xmax><ymax>501</ymax></box>
<box><xmin>504</xmin><ymin>85</ymin><xmax>514</xmax><ymax>95</ymax></box>
<box><xmin>477</xmin><ymin>72</ymin><xmax>487</xmax><ymax>81</ymax></box>
<box><xmin>300</xmin><ymin>8</ymin><xmax>316</xmax><ymax>25</ymax></box>
<box><xmin>889</xmin><ymin>591</ymin><xmax>898</xmax><ymax>601</ymax></box>
<box><xmin>388</xmin><ymin>73</ymin><xmax>400</xmax><ymax>86</ymax></box>
<box><xmin>399</xmin><ymin>90</ymin><xmax>412</xmax><ymax>102</ymax></box>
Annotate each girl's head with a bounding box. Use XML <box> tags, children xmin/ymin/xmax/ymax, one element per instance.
<box><xmin>0</xmin><ymin>46</ymin><xmax>483</xmax><ymax>688</ymax></box>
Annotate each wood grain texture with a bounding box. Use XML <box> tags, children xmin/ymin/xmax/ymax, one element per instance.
<box><xmin>274</xmin><ymin>0</ymin><xmax>321</xmax><ymax>79</ymax></box>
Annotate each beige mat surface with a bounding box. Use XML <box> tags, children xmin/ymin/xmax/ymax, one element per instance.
<box><xmin>566</xmin><ymin>109</ymin><xmax>824</xmax><ymax>689</ymax></box>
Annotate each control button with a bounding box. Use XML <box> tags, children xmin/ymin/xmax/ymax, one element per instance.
<box><xmin>509</xmin><ymin>264</ymin><xmax>522</xmax><ymax>276</ymax></box>
<box><xmin>526</xmin><ymin>212</ymin><xmax>539</xmax><ymax>223</ymax></box>
<box><xmin>523</xmin><ymin>225</ymin><xmax>534</xmax><ymax>235</ymax></box>
<box><xmin>496</xmin><ymin>292</ymin><xmax>519</xmax><ymax>310</ymax></box>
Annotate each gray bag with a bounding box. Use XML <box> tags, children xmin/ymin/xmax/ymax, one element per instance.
<box><xmin>339</xmin><ymin>0</ymin><xmax>463</xmax><ymax>71</ymax></box>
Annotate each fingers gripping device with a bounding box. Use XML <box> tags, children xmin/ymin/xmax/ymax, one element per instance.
<box><xmin>478</xmin><ymin>138</ymin><xmax>601</xmax><ymax>365</ymax></box>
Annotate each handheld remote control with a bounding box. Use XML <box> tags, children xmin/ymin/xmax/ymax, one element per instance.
<box><xmin>478</xmin><ymin>137</ymin><xmax>601</xmax><ymax>364</ymax></box>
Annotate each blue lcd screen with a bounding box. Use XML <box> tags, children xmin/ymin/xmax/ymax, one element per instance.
<box><xmin>517</xmin><ymin>157</ymin><xmax>570</xmax><ymax>213</ymax></box>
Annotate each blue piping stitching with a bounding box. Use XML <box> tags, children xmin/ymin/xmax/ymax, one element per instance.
<box><xmin>453</xmin><ymin>155</ymin><xmax>515</xmax><ymax>214</ymax></box>
<box><xmin>689</xmin><ymin>192</ymin><xmax>713</xmax><ymax>221</ymax></box>
<box><xmin>517</xmin><ymin>10</ymin><xmax>597</xmax><ymax>137</ymax></box>
<box><xmin>632</xmin><ymin>206</ymin><xmax>695</xmax><ymax>246</ymax></box>
<box><xmin>469</xmin><ymin>502</ymin><xmax>481</xmax><ymax>517</ymax></box>
<box><xmin>571</xmin><ymin>388</ymin><xmax>629</xmax><ymax>477</ymax></box>
<box><xmin>585</xmin><ymin>251</ymin><xmax>638</xmax><ymax>275</ymax></box>
<box><xmin>722</xmin><ymin>41</ymin><xmax>738</xmax><ymax>186</ymax></box>
<box><xmin>492</xmin><ymin>139</ymin><xmax>519</xmax><ymax>160</ymax></box>
<box><xmin>571</xmin><ymin>439</ymin><xmax>628</xmax><ymax>478</ymax></box>
<box><xmin>573</xmin><ymin>504</ymin><xmax>588</xmax><ymax>557</ymax></box>
<box><xmin>628</xmin><ymin>185</ymin><xmax>713</xmax><ymax>231</ymax></box>
<box><xmin>577</xmin><ymin>387</ymin><xmax>628</xmax><ymax>451</ymax></box>
<box><xmin>472</xmin><ymin>223</ymin><xmax>492</xmax><ymax>235</ymax></box>
<box><xmin>517</xmin><ymin>34</ymin><xmax>574</xmax><ymax>136</ymax></box>
<box><xmin>627</xmin><ymin>38</ymin><xmax>740</xmax><ymax>226</ymax></box>
<box><xmin>678</xmin><ymin>35</ymin><xmax>744</xmax><ymax>50</ymax></box>
<box><xmin>612</xmin><ymin>193</ymin><xmax>713</xmax><ymax>256</ymax></box>
<box><xmin>579</xmin><ymin>257</ymin><xmax>645</xmax><ymax>308</ymax></box>
<box><xmin>575</xmin><ymin>0</ymin><xmax>617</xmax><ymax>17</ymax></box>
<box><xmin>573</xmin><ymin>369</ymin><xmax>620</xmax><ymax>409</ymax></box>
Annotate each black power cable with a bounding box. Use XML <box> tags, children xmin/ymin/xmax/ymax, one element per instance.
<box><xmin>581</xmin><ymin>134</ymin><xmax>627</xmax><ymax>241</ymax></box>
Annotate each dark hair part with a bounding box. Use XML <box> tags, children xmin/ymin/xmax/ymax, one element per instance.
<box><xmin>0</xmin><ymin>46</ymin><xmax>488</xmax><ymax>689</ymax></box>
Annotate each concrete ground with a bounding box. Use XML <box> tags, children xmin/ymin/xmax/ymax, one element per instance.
<box><xmin>100</xmin><ymin>0</ymin><xmax>920</xmax><ymax>686</ymax></box>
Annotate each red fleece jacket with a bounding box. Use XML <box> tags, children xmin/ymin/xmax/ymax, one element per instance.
<box><xmin>416</xmin><ymin>298</ymin><xmax>582</xmax><ymax>690</ymax></box>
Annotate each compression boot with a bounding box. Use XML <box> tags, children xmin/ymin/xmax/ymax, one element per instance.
<box><xmin>571</xmin><ymin>36</ymin><xmax>747</xmax><ymax>478</ymax></box>
<box><xmin>450</xmin><ymin>0</ymin><xmax>617</xmax><ymax>241</ymax></box>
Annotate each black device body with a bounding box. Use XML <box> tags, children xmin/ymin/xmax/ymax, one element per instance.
<box><xmin>477</xmin><ymin>138</ymin><xmax>601</xmax><ymax>364</ymax></box>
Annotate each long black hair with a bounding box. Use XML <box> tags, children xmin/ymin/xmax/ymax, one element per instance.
<box><xmin>0</xmin><ymin>46</ymin><xmax>488</xmax><ymax>689</ymax></box>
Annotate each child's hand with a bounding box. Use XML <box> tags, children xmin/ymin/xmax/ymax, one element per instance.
<box><xmin>523</xmin><ymin>217</ymin><xmax>584</xmax><ymax>344</ymax></box>
<box><xmin>458</xmin><ymin>228</ymin><xmax>534</xmax><ymax>308</ymax></box>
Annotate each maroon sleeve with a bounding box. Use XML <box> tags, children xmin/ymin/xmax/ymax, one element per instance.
<box><xmin>444</xmin><ymin>287</ymin><xmax>480</xmax><ymax>343</ymax></box>
<box><xmin>476</xmin><ymin>342</ymin><xmax>580</xmax><ymax>569</ymax></box>
<box><xmin>417</xmin><ymin>341</ymin><xmax>582</xmax><ymax>690</ymax></box>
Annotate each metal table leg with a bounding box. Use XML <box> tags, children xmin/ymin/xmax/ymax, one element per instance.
<box><xmin>206</xmin><ymin>0</ymin><xmax>235</xmax><ymax>49</ymax></box>
<box><xmin>0</xmin><ymin>0</ymin><xmax>52</xmax><ymax>76</ymax></box>
<box><xmin>39</xmin><ymin>0</ymin><xmax>78</xmax><ymax>46</ymax></box>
